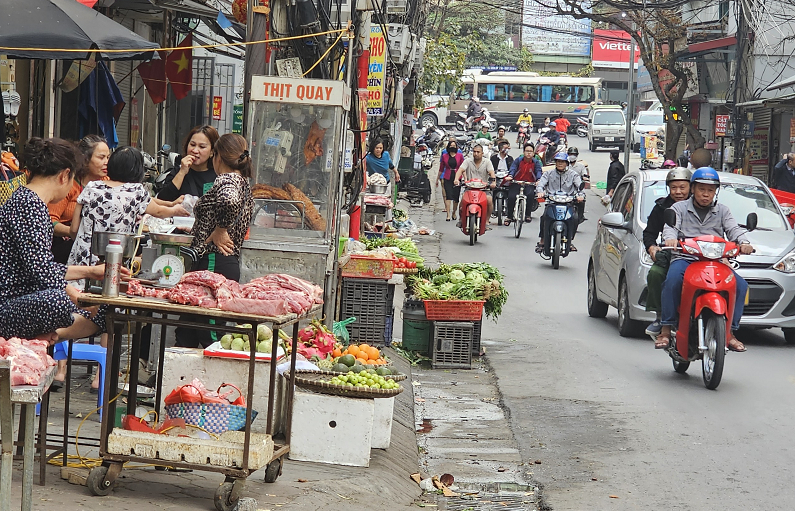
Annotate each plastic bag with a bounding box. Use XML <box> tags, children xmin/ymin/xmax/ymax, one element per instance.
<box><xmin>164</xmin><ymin>378</ymin><xmax>234</xmax><ymax>405</ymax></box>
<box><xmin>333</xmin><ymin>317</ymin><xmax>357</xmax><ymax>344</ymax></box>
<box><xmin>181</xmin><ymin>194</ymin><xmax>199</xmax><ymax>215</ymax></box>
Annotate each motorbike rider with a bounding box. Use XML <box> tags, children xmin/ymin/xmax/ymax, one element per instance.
<box><xmin>642</xmin><ymin>167</ymin><xmax>691</xmax><ymax>338</ymax></box>
<box><xmin>454</xmin><ymin>144</ymin><xmax>497</xmax><ymax>223</ymax></box>
<box><xmin>535</xmin><ymin>152</ymin><xmax>583</xmax><ymax>253</ymax></box>
<box><xmin>567</xmin><ymin>147</ymin><xmax>589</xmax><ymax>222</ymax></box>
<box><xmin>475</xmin><ymin>121</ymin><xmax>493</xmax><ymax>142</ymax></box>
<box><xmin>493</xmin><ymin>126</ymin><xmax>510</xmax><ymax>148</ymax></box>
<box><xmin>503</xmin><ymin>143</ymin><xmax>542</xmax><ymax>225</ymax></box>
<box><xmin>516</xmin><ymin>109</ymin><xmax>533</xmax><ymax>143</ymax></box>
<box><xmin>656</xmin><ymin>167</ymin><xmax>753</xmax><ymax>352</ymax></box>
<box><xmin>491</xmin><ymin>141</ymin><xmax>514</xmax><ymax>177</ymax></box>
<box><xmin>541</xmin><ymin>122</ymin><xmax>562</xmax><ymax>162</ymax></box>
<box><xmin>466</xmin><ymin>96</ymin><xmax>483</xmax><ymax>128</ymax></box>
<box><xmin>662</xmin><ymin>159</ymin><xmax>676</xmax><ymax>169</ymax></box>
<box><xmin>555</xmin><ymin>113</ymin><xmax>571</xmax><ymax>134</ymax></box>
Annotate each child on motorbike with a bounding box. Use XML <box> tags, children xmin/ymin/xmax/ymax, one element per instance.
<box><xmin>535</xmin><ymin>152</ymin><xmax>583</xmax><ymax>252</ymax></box>
<box><xmin>642</xmin><ymin>167</ymin><xmax>691</xmax><ymax>338</ymax></box>
<box><xmin>656</xmin><ymin>167</ymin><xmax>753</xmax><ymax>352</ymax></box>
<box><xmin>503</xmin><ymin>143</ymin><xmax>542</xmax><ymax>225</ymax></box>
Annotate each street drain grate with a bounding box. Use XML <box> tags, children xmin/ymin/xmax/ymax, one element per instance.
<box><xmin>440</xmin><ymin>487</ymin><xmax>536</xmax><ymax>511</ymax></box>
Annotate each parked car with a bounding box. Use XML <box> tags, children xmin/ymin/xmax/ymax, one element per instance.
<box><xmin>587</xmin><ymin>105</ymin><xmax>626</xmax><ymax>151</ymax></box>
<box><xmin>587</xmin><ymin>170</ymin><xmax>795</xmax><ymax>342</ymax></box>
<box><xmin>631</xmin><ymin>110</ymin><xmax>665</xmax><ymax>152</ymax></box>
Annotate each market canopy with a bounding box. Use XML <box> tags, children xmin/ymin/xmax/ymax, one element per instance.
<box><xmin>0</xmin><ymin>0</ymin><xmax>160</xmax><ymax>60</ymax></box>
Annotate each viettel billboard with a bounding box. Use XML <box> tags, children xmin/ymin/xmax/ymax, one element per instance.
<box><xmin>593</xmin><ymin>29</ymin><xmax>640</xmax><ymax>69</ymax></box>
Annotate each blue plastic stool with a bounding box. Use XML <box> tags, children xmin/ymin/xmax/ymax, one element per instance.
<box><xmin>41</xmin><ymin>341</ymin><xmax>107</xmax><ymax>421</ymax></box>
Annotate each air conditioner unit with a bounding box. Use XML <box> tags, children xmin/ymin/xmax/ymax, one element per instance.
<box><xmin>387</xmin><ymin>24</ymin><xmax>411</xmax><ymax>64</ymax></box>
<box><xmin>385</xmin><ymin>0</ymin><xmax>407</xmax><ymax>15</ymax></box>
<box><xmin>413</xmin><ymin>38</ymin><xmax>426</xmax><ymax>73</ymax></box>
<box><xmin>329</xmin><ymin>0</ymin><xmax>353</xmax><ymax>24</ymax></box>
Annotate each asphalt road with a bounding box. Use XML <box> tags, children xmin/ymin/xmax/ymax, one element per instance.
<box><xmin>431</xmin><ymin>140</ymin><xmax>795</xmax><ymax>510</ymax></box>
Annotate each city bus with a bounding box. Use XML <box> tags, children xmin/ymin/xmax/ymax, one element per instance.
<box><xmin>420</xmin><ymin>71</ymin><xmax>605</xmax><ymax>132</ymax></box>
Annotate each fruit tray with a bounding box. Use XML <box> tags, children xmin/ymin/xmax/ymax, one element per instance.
<box><xmin>323</xmin><ymin>366</ymin><xmax>407</xmax><ymax>381</ymax></box>
<box><xmin>286</xmin><ymin>370</ymin><xmax>404</xmax><ymax>399</ymax></box>
<box><xmin>341</xmin><ymin>255</ymin><xmax>394</xmax><ymax>279</ymax></box>
<box><xmin>424</xmin><ymin>299</ymin><xmax>485</xmax><ymax>321</ymax></box>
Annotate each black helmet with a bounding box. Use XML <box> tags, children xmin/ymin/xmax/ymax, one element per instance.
<box><xmin>567</xmin><ymin>147</ymin><xmax>579</xmax><ymax>156</ymax></box>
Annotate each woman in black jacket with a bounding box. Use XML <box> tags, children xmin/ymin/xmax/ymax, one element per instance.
<box><xmin>157</xmin><ymin>125</ymin><xmax>220</xmax><ymax>201</ymax></box>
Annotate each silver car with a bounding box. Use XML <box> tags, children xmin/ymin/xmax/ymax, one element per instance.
<box><xmin>630</xmin><ymin>110</ymin><xmax>665</xmax><ymax>153</ymax></box>
<box><xmin>587</xmin><ymin>170</ymin><xmax>795</xmax><ymax>341</ymax></box>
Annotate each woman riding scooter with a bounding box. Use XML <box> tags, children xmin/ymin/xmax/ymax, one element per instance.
<box><xmin>503</xmin><ymin>143</ymin><xmax>542</xmax><ymax>225</ymax></box>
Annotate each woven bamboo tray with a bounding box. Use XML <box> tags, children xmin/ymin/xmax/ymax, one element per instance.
<box><xmin>322</xmin><ymin>366</ymin><xmax>408</xmax><ymax>381</ymax></box>
<box><xmin>286</xmin><ymin>370</ymin><xmax>404</xmax><ymax>399</ymax></box>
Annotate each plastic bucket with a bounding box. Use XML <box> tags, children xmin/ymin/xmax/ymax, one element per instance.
<box><xmin>402</xmin><ymin>308</ymin><xmax>432</xmax><ymax>355</ymax></box>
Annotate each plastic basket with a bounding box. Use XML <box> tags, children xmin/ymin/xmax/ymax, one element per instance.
<box><xmin>423</xmin><ymin>300</ymin><xmax>485</xmax><ymax>321</ymax></box>
<box><xmin>341</xmin><ymin>255</ymin><xmax>394</xmax><ymax>279</ymax></box>
<box><xmin>164</xmin><ymin>402</ymin><xmax>258</xmax><ymax>434</ymax></box>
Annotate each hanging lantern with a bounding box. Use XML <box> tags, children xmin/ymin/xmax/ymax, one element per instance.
<box><xmin>232</xmin><ymin>0</ymin><xmax>247</xmax><ymax>24</ymax></box>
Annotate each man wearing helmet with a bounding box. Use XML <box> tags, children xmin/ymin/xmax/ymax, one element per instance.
<box><xmin>656</xmin><ymin>167</ymin><xmax>754</xmax><ymax>351</ymax></box>
<box><xmin>542</xmin><ymin>122</ymin><xmax>562</xmax><ymax>162</ymax></box>
<box><xmin>493</xmin><ymin>126</ymin><xmax>510</xmax><ymax>148</ymax></box>
<box><xmin>535</xmin><ymin>152</ymin><xmax>584</xmax><ymax>252</ymax></box>
<box><xmin>516</xmin><ymin>109</ymin><xmax>533</xmax><ymax>144</ymax></box>
<box><xmin>567</xmin><ymin>147</ymin><xmax>589</xmax><ymax>222</ymax></box>
<box><xmin>466</xmin><ymin>96</ymin><xmax>482</xmax><ymax>128</ymax></box>
<box><xmin>642</xmin><ymin>167</ymin><xmax>691</xmax><ymax>337</ymax></box>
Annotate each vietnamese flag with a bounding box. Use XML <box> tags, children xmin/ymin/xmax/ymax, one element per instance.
<box><xmin>166</xmin><ymin>35</ymin><xmax>193</xmax><ymax>100</ymax></box>
<box><xmin>137</xmin><ymin>52</ymin><xmax>167</xmax><ymax>104</ymax></box>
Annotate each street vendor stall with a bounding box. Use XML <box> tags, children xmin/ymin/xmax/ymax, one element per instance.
<box><xmin>77</xmin><ymin>278</ymin><xmax>322</xmax><ymax>511</ymax></box>
<box><xmin>242</xmin><ymin>76</ymin><xmax>351</xmax><ymax>317</ymax></box>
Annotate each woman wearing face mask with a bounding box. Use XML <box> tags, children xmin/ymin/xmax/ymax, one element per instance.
<box><xmin>437</xmin><ymin>141</ymin><xmax>464</xmax><ymax>221</ymax></box>
<box><xmin>157</xmin><ymin>125</ymin><xmax>220</xmax><ymax>201</ymax></box>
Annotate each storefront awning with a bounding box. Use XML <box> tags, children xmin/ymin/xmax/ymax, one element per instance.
<box><xmin>736</xmin><ymin>93</ymin><xmax>795</xmax><ymax>108</ymax></box>
<box><xmin>766</xmin><ymin>75</ymin><xmax>795</xmax><ymax>92</ymax></box>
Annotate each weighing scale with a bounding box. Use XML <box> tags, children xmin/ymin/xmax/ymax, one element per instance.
<box><xmin>144</xmin><ymin>233</ymin><xmax>194</xmax><ymax>286</ymax></box>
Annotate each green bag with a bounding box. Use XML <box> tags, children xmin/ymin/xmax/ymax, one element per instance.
<box><xmin>333</xmin><ymin>317</ymin><xmax>357</xmax><ymax>344</ymax></box>
<box><xmin>653</xmin><ymin>248</ymin><xmax>671</xmax><ymax>269</ymax></box>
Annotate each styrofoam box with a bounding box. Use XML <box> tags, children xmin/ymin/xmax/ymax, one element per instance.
<box><xmin>160</xmin><ymin>348</ymin><xmax>286</xmax><ymax>435</ymax></box>
<box><xmin>371</xmin><ymin>396</ymin><xmax>395</xmax><ymax>449</ymax></box>
<box><xmin>289</xmin><ymin>389</ymin><xmax>374</xmax><ymax>467</ymax></box>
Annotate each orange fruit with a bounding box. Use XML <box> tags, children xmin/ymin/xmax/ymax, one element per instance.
<box><xmin>359</xmin><ymin>343</ymin><xmax>370</xmax><ymax>351</ymax></box>
<box><xmin>367</xmin><ymin>346</ymin><xmax>380</xmax><ymax>360</ymax></box>
<box><xmin>358</xmin><ymin>349</ymin><xmax>370</xmax><ymax>361</ymax></box>
<box><xmin>332</xmin><ymin>348</ymin><xmax>342</xmax><ymax>358</ymax></box>
<box><xmin>356</xmin><ymin>357</ymin><xmax>368</xmax><ymax>365</ymax></box>
<box><xmin>347</xmin><ymin>345</ymin><xmax>360</xmax><ymax>357</ymax></box>
<box><xmin>365</xmin><ymin>359</ymin><xmax>375</xmax><ymax>365</ymax></box>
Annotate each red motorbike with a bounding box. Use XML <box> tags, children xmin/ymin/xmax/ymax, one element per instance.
<box><xmin>459</xmin><ymin>179</ymin><xmax>490</xmax><ymax>245</ymax></box>
<box><xmin>661</xmin><ymin>210</ymin><xmax>757</xmax><ymax>389</ymax></box>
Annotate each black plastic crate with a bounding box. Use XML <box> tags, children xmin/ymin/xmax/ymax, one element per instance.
<box><xmin>347</xmin><ymin>308</ymin><xmax>394</xmax><ymax>347</ymax></box>
<box><xmin>340</xmin><ymin>277</ymin><xmax>395</xmax><ymax>347</ymax></box>
<box><xmin>431</xmin><ymin>321</ymin><xmax>473</xmax><ymax>369</ymax></box>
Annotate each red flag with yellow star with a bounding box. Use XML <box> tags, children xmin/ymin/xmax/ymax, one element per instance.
<box><xmin>166</xmin><ymin>35</ymin><xmax>192</xmax><ymax>100</ymax></box>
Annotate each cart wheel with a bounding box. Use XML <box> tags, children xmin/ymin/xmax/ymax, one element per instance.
<box><xmin>264</xmin><ymin>458</ymin><xmax>282</xmax><ymax>483</ymax></box>
<box><xmin>86</xmin><ymin>466</ymin><xmax>114</xmax><ymax>496</ymax></box>
<box><xmin>214</xmin><ymin>482</ymin><xmax>238</xmax><ymax>511</ymax></box>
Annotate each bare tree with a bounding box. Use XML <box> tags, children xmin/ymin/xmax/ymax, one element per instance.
<box><xmin>531</xmin><ymin>0</ymin><xmax>705</xmax><ymax>158</ymax></box>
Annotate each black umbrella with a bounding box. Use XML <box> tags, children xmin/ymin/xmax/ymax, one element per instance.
<box><xmin>0</xmin><ymin>0</ymin><xmax>160</xmax><ymax>60</ymax></box>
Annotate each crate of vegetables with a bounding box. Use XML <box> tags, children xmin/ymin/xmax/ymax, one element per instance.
<box><xmin>341</xmin><ymin>254</ymin><xmax>394</xmax><ymax>279</ymax></box>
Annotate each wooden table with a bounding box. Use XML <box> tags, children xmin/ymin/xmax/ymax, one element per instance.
<box><xmin>0</xmin><ymin>362</ymin><xmax>55</xmax><ymax>511</ymax></box>
<box><xmin>76</xmin><ymin>294</ymin><xmax>319</xmax><ymax>508</ymax></box>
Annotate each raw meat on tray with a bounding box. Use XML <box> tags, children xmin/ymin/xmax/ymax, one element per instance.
<box><xmin>0</xmin><ymin>337</ymin><xmax>56</xmax><ymax>386</ymax></box>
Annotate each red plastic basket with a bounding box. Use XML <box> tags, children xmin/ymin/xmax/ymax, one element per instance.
<box><xmin>341</xmin><ymin>255</ymin><xmax>394</xmax><ymax>279</ymax></box>
<box><xmin>423</xmin><ymin>300</ymin><xmax>485</xmax><ymax>321</ymax></box>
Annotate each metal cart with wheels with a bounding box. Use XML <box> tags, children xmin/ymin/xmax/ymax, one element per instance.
<box><xmin>77</xmin><ymin>294</ymin><xmax>319</xmax><ymax>511</ymax></box>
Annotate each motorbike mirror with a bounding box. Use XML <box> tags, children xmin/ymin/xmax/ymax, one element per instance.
<box><xmin>745</xmin><ymin>212</ymin><xmax>758</xmax><ymax>232</ymax></box>
<box><xmin>161</xmin><ymin>144</ymin><xmax>171</xmax><ymax>152</ymax></box>
<box><xmin>663</xmin><ymin>208</ymin><xmax>677</xmax><ymax>228</ymax></box>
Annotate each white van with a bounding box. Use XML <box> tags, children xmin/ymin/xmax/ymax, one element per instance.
<box><xmin>587</xmin><ymin>105</ymin><xmax>626</xmax><ymax>151</ymax></box>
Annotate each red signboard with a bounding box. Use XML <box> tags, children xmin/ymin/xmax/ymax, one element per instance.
<box><xmin>592</xmin><ymin>30</ymin><xmax>640</xmax><ymax>69</ymax></box>
<box><xmin>212</xmin><ymin>96</ymin><xmax>223</xmax><ymax>121</ymax></box>
<box><xmin>715</xmin><ymin>115</ymin><xmax>730</xmax><ymax>137</ymax></box>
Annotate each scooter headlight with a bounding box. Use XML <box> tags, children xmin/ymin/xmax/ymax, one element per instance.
<box><xmin>774</xmin><ymin>248</ymin><xmax>795</xmax><ymax>273</ymax></box>
<box><xmin>696</xmin><ymin>241</ymin><xmax>725</xmax><ymax>259</ymax></box>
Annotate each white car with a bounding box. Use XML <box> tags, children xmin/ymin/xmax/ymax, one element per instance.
<box><xmin>631</xmin><ymin>110</ymin><xmax>665</xmax><ymax>152</ymax></box>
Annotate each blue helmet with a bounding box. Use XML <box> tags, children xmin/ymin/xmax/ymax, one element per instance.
<box><xmin>691</xmin><ymin>167</ymin><xmax>720</xmax><ymax>186</ymax></box>
<box><xmin>554</xmin><ymin>152</ymin><xmax>569</xmax><ymax>162</ymax></box>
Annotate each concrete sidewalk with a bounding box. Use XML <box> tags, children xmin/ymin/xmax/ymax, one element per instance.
<box><xmin>2</xmin><ymin>351</ymin><xmax>421</xmax><ymax>511</ymax></box>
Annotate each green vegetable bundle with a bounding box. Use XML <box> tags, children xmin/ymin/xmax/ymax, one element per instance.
<box><xmin>363</xmin><ymin>237</ymin><xmax>419</xmax><ymax>254</ymax></box>
<box><xmin>406</xmin><ymin>263</ymin><xmax>508</xmax><ymax>320</ymax></box>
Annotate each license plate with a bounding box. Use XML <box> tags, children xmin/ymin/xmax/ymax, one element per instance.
<box><xmin>605</xmin><ymin>136</ymin><xmax>615</xmax><ymax>141</ymax></box>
